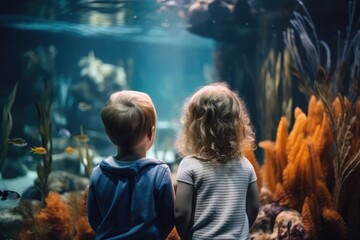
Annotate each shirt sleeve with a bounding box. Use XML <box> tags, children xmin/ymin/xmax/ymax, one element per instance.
<box><xmin>243</xmin><ymin>157</ymin><xmax>257</xmax><ymax>183</ymax></box>
<box><xmin>176</xmin><ymin>158</ymin><xmax>195</xmax><ymax>186</ymax></box>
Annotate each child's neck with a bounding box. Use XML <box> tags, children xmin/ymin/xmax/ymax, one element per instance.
<box><xmin>115</xmin><ymin>146</ymin><xmax>146</xmax><ymax>162</ymax></box>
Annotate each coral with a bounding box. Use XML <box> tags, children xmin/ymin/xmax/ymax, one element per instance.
<box><xmin>70</xmin><ymin>186</ymin><xmax>95</xmax><ymax>240</ymax></box>
<box><xmin>262</xmin><ymin>95</ymin><xmax>349</xmax><ymax>238</ymax></box>
<box><xmin>258</xmin><ymin>141</ymin><xmax>277</xmax><ymax>192</ymax></box>
<box><xmin>274</xmin><ymin>117</ymin><xmax>288</xmax><ymax>184</ymax></box>
<box><xmin>243</xmin><ymin>146</ymin><xmax>263</xmax><ymax>192</ymax></box>
<box><xmin>19</xmin><ymin>192</ymin><xmax>72</xmax><ymax>240</ymax></box>
<box><xmin>36</xmin><ymin>192</ymin><xmax>71</xmax><ymax>240</ymax></box>
<box><xmin>166</xmin><ymin>227</ymin><xmax>181</xmax><ymax>240</ymax></box>
<box><xmin>301</xmin><ymin>195</ymin><xmax>321</xmax><ymax>239</ymax></box>
<box><xmin>73</xmin><ymin>217</ymin><xmax>95</xmax><ymax>240</ymax></box>
<box><xmin>321</xmin><ymin>207</ymin><xmax>347</xmax><ymax>240</ymax></box>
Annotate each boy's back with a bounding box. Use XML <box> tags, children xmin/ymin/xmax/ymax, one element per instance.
<box><xmin>87</xmin><ymin>156</ymin><xmax>174</xmax><ymax>240</ymax></box>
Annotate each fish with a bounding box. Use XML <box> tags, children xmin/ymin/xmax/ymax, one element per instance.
<box><xmin>0</xmin><ymin>190</ymin><xmax>21</xmax><ymax>201</ymax></box>
<box><xmin>74</xmin><ymin>134</ymin><xmax>90</xmax><ymax>143</ymax></box>
<box><xmin>78</xmin><ymin>102</ymin><xmax>92</xmax><ymax>112</ymax></box>
<box><xmin>30</xmin><ymin>146</ymin><xmax>47</xmax><ymax>155</ymax></box>
<box><xmin>65</xmin><ymin>146</ymin><xmax>75</xmax><ymax>154</ymax></box>
<box><xmin>57</xmin><ymin>127</ymin><xmax>71</xmax><ymax>138</ymax></box>
<box><xmin>7</xmin><ymin>137</ymin><xmax>27</xmax><ymax>147</ymax></box>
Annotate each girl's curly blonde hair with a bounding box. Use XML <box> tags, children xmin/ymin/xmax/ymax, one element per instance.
<box><xmin>176</xmin><ymin>82</ymin><xmax>255</xmax><ymax>162</ymax></box>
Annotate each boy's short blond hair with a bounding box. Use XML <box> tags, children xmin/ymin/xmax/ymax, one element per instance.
<box><xmin>100</xmin><ymin>90</ymin><xmax>156</xmax><ymax>150</ymax></box>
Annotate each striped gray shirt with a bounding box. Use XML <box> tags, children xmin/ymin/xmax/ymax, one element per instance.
<box><xmin>176</xmin><ymin>156</ymin><xmax>257</xmax><ymax>240</ymax></box>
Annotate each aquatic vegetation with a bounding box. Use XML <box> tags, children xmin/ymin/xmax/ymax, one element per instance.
<box><xmin>0</xmin><ymin>82</ymin><xmax>18</xmax><ymax>174</ymax></box>
<box><xmin>282</xmin><ymin>0</ymin><xmax>360</xmax><ymax>238</ymax></box>
<box><xmin>34</xmin><ymin>78</ymin><xmax>54</xmax><ymax>205</ymax></box>
<box><xmin>259</xmin><ymin>117</ymin><xmax>288</xmax><ymax>193</ymax></box>
<box><xmin>243</xmin><ymin>146</ymin><xmax>263</xmax><ymax>192</ymax></box>
<box><xmin>260</xmin><ymin>97</ymin><xmax>348</xmax><ymax>238</ymax></box>
<box><xmin>166</xmin><ymin>227</ymin><xmax>180</xmax><ymax>240</ymax></box>
<box><xmin>67</xmin><ymin>187</ymin><xmax>95</xmax><ymax>240</ymax></box>
<box><xmin>75</xmin><ymin>126</ymin><xmax>94</xmax><ymax>178</ymax></box>
<box><xmin>19</xmin><ymin>192</ymin><xmax>71</xmax><ymax>240</ymax></box>
<box><xmin>19</xmin><ymin>189</ymin><xmax>95</xmax><ymax>240</ymax></box>
<box><xmin>259</xmin><ymin>48</ymin><xmax>293</xmax><ymax>140</ymax></box>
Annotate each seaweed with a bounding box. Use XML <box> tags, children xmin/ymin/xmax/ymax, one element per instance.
<box><xmin>34</xmin><ymin>78</ymin><xmax>54</xmax><ymax>206</ymax></box>
<box><xmin>259</xmin><ymin>47</ymin><xmax>293</xmax><ymax>140</ymax></box>
<box><xmin>75</xmin><ymin>125</ymin><xmax>94</xmax><ymax>178</ymax></box>
<box><xmin>0</xmin><ymin>82</ymin><xmax>18</xmax><ymax>174</ymax></box>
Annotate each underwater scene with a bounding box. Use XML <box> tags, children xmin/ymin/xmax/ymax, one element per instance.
<box><xmin>0</xmin><ymin>0</ymin><xmax>359</xmax><ymax>239</ymax></box>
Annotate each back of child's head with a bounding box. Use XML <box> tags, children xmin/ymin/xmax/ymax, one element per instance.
<box><xmin>177</xmin><ymin>82</ymin><xmax>255</xmax><ymax>162</ymax></box>
<box><xmin>101</xmin><ymin>90</ymin><xmax>157</xmax><ymax>150</ymax></box>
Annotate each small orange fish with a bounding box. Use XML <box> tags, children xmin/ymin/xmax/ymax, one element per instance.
<box><xmin>65</xmin><ymin>146</ymin><xmax>75</xmax><ymax>154</ymax></box>
<box><xmin>8</xmin><ymin>138</ymin><xmax>28</xmax><ymax>147</ymax></box>
<box><xmin>30</xmin><ymin>146</ymin><xmax>47</xmax><ymax>155</ymax></box>
<box><xmin>78</xmin><ymin>102</ymin><xmax>92</xmax><ymax>112</ymax></box>
<box><xmin>74</xmin><ymin>134</ymin><xmax>90</xmax><ymax>142</ymax></box>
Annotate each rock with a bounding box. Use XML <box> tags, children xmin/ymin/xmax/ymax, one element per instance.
<box><xmin>1</xmin><ymin>161</ymin><xmax>28</xmax><ymax>179</ymax></box>
<box><xmin>0</xmin><ymin>207</ymin><xmax>23</xmax><ymax>240</ymax></box>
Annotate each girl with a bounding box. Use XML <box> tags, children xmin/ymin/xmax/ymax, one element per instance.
<box><xmin>175</xmin><ymin>82</ymin><xmax>260</xmax><ymax>240</ymax></box>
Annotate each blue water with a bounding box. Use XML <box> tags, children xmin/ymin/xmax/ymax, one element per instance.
<box><xmin>0</xmin><ymin>0</ymin><xmax>215</xmax><ymax>160</ymax></box>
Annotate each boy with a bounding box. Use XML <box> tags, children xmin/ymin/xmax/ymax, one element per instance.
<box><xmin>87</xmin><ymin>90</ymin><xmax>175</xmax><ymax>240</ymax></box>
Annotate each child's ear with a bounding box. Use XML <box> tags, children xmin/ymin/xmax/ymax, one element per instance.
<box><xmin>147</xmin><ymin>126</ymin><xmax>156</xmax><ymax>140</ymax></box>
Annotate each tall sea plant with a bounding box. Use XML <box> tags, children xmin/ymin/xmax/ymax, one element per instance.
<box><xmin>284</xmin><ymin>0</ymin><xmax>360</xmax><ymax>238</ymax></box>
<box><xmin>35</xmin><ymin>78</ymin><xmax>54</xmax><ymax>206</ymax></box>
<box><xmin>0</xmin><ymin>82</ymin><xmax>18</xmax><ymax>175</ymax></box>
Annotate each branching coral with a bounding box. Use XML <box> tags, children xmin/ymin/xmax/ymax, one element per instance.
<box><xmin>261</xmin><ymin>95</ymin><xmax>346</xmax><ymax>238</ymax></box>
<box><xmin>19</xmin><ymin>192</ymin><xmax>71</xmax><ymax>240</ymax></box>
<box><xmin>243</xmin><ymin>146</ymin><xmax>263</xmax><ymax>192</ymax></box>
<box><xmin>282</xmin><ymin>0</ymin><xmax>360</xmax><ymax>238</ymax></box>
<box><xmin>70</xmin><ymin>186</ymin><xmax>95</xmax><ymax>240</ymax></box>
<box><xmin>258</xmin><ymin>140</ymin><xmax>277</xmax><ymax>193</ymax></box>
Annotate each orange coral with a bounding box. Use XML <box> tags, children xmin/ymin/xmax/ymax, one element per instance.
<box><xmin>73</xmin><ymin>217</ymin><xmax>96</xmax><ymax>240</ymax></box>
<box><xmin>286</xmin><ymin>110</ymin><xmax>307</xmax><ymax>164</ymax></box>
<box><xmin>274</xmin><ymin>117</ymin><xmax>288</xmax><ymax>182</ymax></box>
<box><xmin>307</xmin><ymin>96</ymin><xmax>324</xmax><ymax>135</ymax></box>
<box><xmin>73</xmin><ymin>186</ymin><xmax>95</xmax><ymax>240</ymax></box>
<box><xmin>259</xmin><ymin>140</ymin><xmax>277</xmax><ymax>192</ymax></box>
<box><xmin>166</xmin><ymin>227</ymin><xmax>181</xmax><ymax>240</ymax></box>
<box><xmin>301</xmin><ymin>195</ymin><xmax>321</xmax><ymax>239</ymax></box>
<box><xmin>36</xmin><ymin>191</ymin><xmax>72</xmax><ymax>240</ymax></box>
<box><xmin>243</xmin><ymin>146</ymin><xmax>262</xmax><ymax>192</ymax></box>
<box><xmin>321</xmin><ymin>208</ymin><xmax>348</xmax><ymax>240</ymax></box>
<box><xmin>273</xmin><ymin>183</ymin><xmax>291</xmax><ymax>207</ymax></box>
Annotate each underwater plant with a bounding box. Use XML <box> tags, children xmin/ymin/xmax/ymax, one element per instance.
<box><xmin>74</xmin><ymin>125</ymin><xmax>94</xmax><ymax>178</ymax></box>
<box><xmin>34</xmin><ymin>78</ymin><xmax>54</xmax><ymax>205</ymax></box>
<box><xmin>0</xmin><ymin>82</ymin><xmax>18</xmax><ymax>174</ymax></box>
<box><xmin>281</xmin><ymin>0</ymin><xmax>360</xmax><ymax>238</ymax></box>
<box><xmin>258</xmin><ymin>47</ymin><xmax>293</xmax><ymax>141</ymax></box>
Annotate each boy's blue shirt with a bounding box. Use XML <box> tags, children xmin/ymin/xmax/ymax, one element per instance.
<box><xmin>87</xmin><ymin>157</ymin><xmax>175</xmax><ymax>240</ymax></box>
